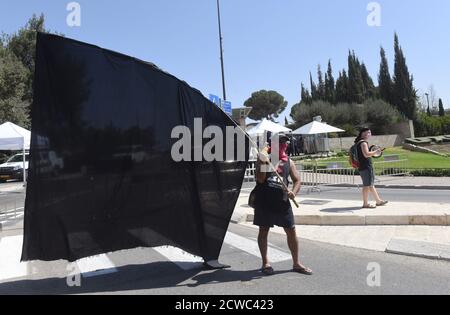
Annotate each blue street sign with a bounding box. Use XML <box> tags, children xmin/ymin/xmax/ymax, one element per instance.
<box><xmin>222</xmin><ymin>100</ymin><xmax>232</xmax><ymax>115</ymax></box>
<box><xmin>209</xmin><ymin>94</ymin><xmax>232</xmax><ymax>116</ymax></box>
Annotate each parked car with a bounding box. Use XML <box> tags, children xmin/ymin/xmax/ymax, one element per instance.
<box><xmin>0</xmin><ymin>153</ymin><xmax>29</xmax><ymax>182</ymax></box>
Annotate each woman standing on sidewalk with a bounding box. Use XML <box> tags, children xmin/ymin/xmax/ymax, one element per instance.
<box><xmin>253</xmin><ymin>133</ymin><xmax>313</xmax><ymax>276</ymax></box>
<box><xmin>355</xmin><ymin>128</ymin><xmax>388</xmax><ymax>209</ymax></box>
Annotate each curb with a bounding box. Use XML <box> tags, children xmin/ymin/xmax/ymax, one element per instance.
<box><xmin>326</xmin><ymin>184</ymin><xmax>450</xmax><ymax>190</ymax></box>
<box><xmin>244</xmin><ymin>213</ymin><xmax>450</xmax><ymax>226</ymax></box>
<box><xmin>386</xmin><ymin>239</ymin><xmax>450</xmax><ymax>262</ymax></box>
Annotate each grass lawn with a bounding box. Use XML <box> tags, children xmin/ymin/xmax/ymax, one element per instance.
<box><xmin>297</xmin><ymin>147</ymin><xmax>450</xmax><ymax>170</ymax></box>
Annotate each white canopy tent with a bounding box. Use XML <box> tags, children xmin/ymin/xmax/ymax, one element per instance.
<box><xmin>292</xmin><ymin>121</ymin><xmax>344</xmax><ymax>135</ymax></box>
<box><xmin>0</xmin><ymin>122</ymin><xmax>31</xmax><ymax>182</ymax></box>
<box><xmin>293</xmin><ymin>121</ymin><xmax>345</xmax><ymax>154</ymax></box>
<box><xmin>247</xmin><ymin>119</ymin><xmax>292</xmax><ymax>159</ymax></box>
<box><xmin>247</xmin><ymin>118</ymin><xmax>292</xmax><ymax>135</ymax></box>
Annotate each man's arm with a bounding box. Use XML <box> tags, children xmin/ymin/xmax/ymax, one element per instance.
<box><xmin>288</xmin><ymin>159</ymin><xmax>301</xmax><ymax>199</ymax></box>
<box><xmin>361</xmin><ymin>142</ymin><xmax>381</xmax><ymax>158</ymax></box>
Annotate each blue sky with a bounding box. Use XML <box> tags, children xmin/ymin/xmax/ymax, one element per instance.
<box><xmin>1</xmin><ymin>0</ymin><xmax>449</xmax><ymax>122</ymax></box>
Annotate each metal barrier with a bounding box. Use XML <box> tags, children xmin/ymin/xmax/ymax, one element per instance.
<box><xmin>244</xmin><ymin>160</ymin><xmax>257</xmax><ymax>182</ymax></box>
<box><xmin>0</xmin><ymin>189</ymin><xmax>26</xmax><ymax>230</ymax></box>
<box><xmin>244</xmin><ymin>155</ymin><xmax>410</xmax><ymax>191</ymax></box>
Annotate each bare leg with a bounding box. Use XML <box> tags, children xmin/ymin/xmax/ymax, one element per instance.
<box><xmin>362</xmin><ymin>187</ymin><xmax>371</xmax><ymax>206</ymax></box>
<box><xmin>284</xmin><ymin>227</ymin><xmax>311</xmax><ymax>272</ymax></box>
<box><xmin>369</xmin><ymin>186</ymin><xmax>383</xmax><ymax>203</ymax></box>
<box><xmin>258</xmin><ymin>227</ymin><xmax>271</xmax><ymax>268</ymax></box>
<box><xmin>284</xmin><ymin>227</ymin><xmax>299</xmax><ymax>266</ymax></box>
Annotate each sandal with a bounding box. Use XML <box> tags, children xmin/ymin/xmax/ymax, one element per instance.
<box><xmin>362</xmin><ymin>204</ymin><xmax>376</xmax><ymax>209</ymax></box>
<box><xmin>292</xmin><ymin>266</ymin><xmax>313</xmax><ymax>276</ymax></box>
<box><xmin>261</xmin><ymin>266</ymin><xmax>275</xmax><ymax>276</ymax></box>
<box><xmin>376</xmin><ymin>201</ymin><xmax>389</xmax><ymax>206</ymax></box>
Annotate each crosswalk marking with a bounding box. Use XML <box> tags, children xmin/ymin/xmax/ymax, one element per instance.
<box><xmin>76</xmin><ymin>254</ymin><xmax>118</xmax><ymax>278</ymax></box>
<box><xmin>153</xmin><ymin>246</ymin><xmax>204</xmax><ymax>271</ymax></box>
<box><xmin>0</xmin><ymin>231</ymin><xmax>292</xmax><ymax>281</ymax></box>
<box><xmin>224</xmin><ymin>232</ymin><xmax>292</xmax><ymax>263</ymax></box>
<box><xmin>0</xmin><ymin>235</ymin><xmax>29</xmax><ymax>281</ymax></box>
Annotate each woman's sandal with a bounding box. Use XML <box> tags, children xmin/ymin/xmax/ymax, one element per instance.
<box><xmin>261</xmin><ymin>266</ymin><xmax>275</xmax><ymax>276</ymax></box>
<box><xmin>292</xmin><ymin>266</ymin><xmax>313</xmax><ymax>276</ymax></box>
<box><xmin>376</xmin><ymin>200</ymin><xmax>389</xmax><ymax>206</ymax></box>
<box><xmin>362</xmin><ymin>204</ymin><xmax>377</xmax><ymax>209</ymax></box>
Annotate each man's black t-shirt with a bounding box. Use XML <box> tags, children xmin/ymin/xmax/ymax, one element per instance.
<box><xmin>357</xmin><ymin>141</ymin><xmax>373</xmax><ymax>171</ymax></box>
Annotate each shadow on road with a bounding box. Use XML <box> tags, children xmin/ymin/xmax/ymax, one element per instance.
<box><xmin>0</xmin><ymin>261</ymin><xmax>203</xmax><ymax>295</ymax></box>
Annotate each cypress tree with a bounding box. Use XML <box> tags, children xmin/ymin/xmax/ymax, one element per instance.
<box><xmin>347</xmin><ymin>51</ymin><xmax>365</xmax><ymax>103</ymax></box>
<box><xmin>325</xmin><ymin>60</ymin><xmax>335</xmax><ymax>103</ymax></box>
<box><xmin>378</xmin><ymin>46</ymin><xmax>393</xmax><ymax>105</ymax></box>
<box><xmin>361</xmin><ymin>63</ymin><xmax>375</xmax><ymax>99</ymax></box>
<box><xmin>301</xmin><ymin>83</ymin><xmax>312</xmax><ymax>105</ymax></box>
<box><xmin>310</xmin><ymin>72</ymin><xmax>318</xmax><ymax>101</ymax></box>
<box><xmin>317</xmin><ymin>65</ymin><xmax>326</xmax><ymax>100</ymax></box>
<box><xmin>439</xmin><ymin>99</ymin><xmax>445</xmax><ymax>116</ymax></box>
<box><xmin>335</xmin><ymin>70</ymin><xmax>349</xmax><ymax>103</ymax></box>
<box><xmin>393</xmin><ymin>33</ymin><xmax>417</xmax><ymax>120</ymax></box>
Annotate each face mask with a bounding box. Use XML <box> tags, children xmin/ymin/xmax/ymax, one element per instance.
<box><xmin>279</xmin><ymin>143</ymin><xmax>289</xmax><ymax>162</ymax></box>
<box><xmin>268</xmin><ymin>141</ymin><xmax>289</xmax><ymax>162</ymax></box>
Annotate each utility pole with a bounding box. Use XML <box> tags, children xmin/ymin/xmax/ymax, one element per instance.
<box><xmin>217</xmin><ymin>0</ymin><xmax>227</xmax><ymax>101</ymax></box>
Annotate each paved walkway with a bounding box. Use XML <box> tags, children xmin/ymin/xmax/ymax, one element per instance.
<box><xmin>233</xmin><ymin>185</ymin><xmax>450</xmax><ymax>261</ymax></box>
<box><xmin>232</xmin><ymin>189</ymin><xmax>450</xmax><ymax>226</ymax></box>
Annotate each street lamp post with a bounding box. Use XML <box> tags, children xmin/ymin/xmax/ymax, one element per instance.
<box><xmin>216</xmin><ymin>0</ymin><xmax>227</xmax><ymax>101</ymax></box>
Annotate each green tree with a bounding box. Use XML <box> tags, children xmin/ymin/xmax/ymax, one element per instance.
<box><xmin>335</xmin><ymin>70</ymin><xmax>349</xmax><ymax>103</ymax></box>
<box><xmin>378</xmin><ymin>46</ymin><xmax>393</xmax><ymax>105</ymax></box>
<box><xmin>438</xmin><ymin>99</ymin><xmax>445</xmax><ymax>117</ymax></box>
<box><xmin>244</xmin><ymin>90</ymin><xmax>288</xmax><ymax>121</ymax></box>
<box><xmin>300</xmin><ymin>83</ymin><xmax>312</xmax><ymax>105</ymax></box>
<box><xmin>5</xmin><ymin>14</ymin><xmax>47</xmax><ymax>103</ymax></box>
<box><xmin>317</xmin><ymin>65</ymin><xmax>325</xmax><ymax>100</ymax></box>
<box><xmin>309</xmin><ymin>72</ymin><xmax>318</xmax><ymax>101</ymax></box>
<box><xmin>393</xmin><ymin>33</ymin><xmax>417</xmax><ymax>120</ymax></box>
<box><xmin>0</xmin><ymin>46</ymin><xmax>30</xmax><ymax>126</ymax></box>
<box><xmin>347</xmin><ymin>51</ymin><xmax>365</xmax><ymax>103</ymax></box>
<box><xmin>325</xmin><ymin>60</ymin><xmax>335</xmax><ymax>104</ymax></box>
<box><xmin>360</xmin><ymin>63</ymin><xmax>376</xmax><ymax>99</ymax></box>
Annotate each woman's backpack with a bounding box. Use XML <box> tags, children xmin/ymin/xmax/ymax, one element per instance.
<box><xmin>349</xmin><ymin>141</ymin><xmax>366</xmax><ymax>169</ymax></box>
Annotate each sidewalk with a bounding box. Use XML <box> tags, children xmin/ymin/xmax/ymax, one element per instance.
<box><xmin>232</xmin><ymin>188</ymin><xmax>450</xmax><ymax>262</ymax></box>
<box><xmin>232</xmin><ymin>189</ymin><xmax>450</xmax><ymax>226</ymax></box>
<box><xmin>333</xmin><ymin>176</ymin><xmax>450</xmax><ymax>190</ymax></box>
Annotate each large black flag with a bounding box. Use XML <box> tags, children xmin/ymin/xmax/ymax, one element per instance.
<box><xmin>21</xmin><ymin>33</ymin><xmax>248</xmax><ymax>263</ymax></box>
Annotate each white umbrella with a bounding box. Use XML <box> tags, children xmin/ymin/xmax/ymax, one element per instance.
<box><xmin>247</xmin><ymin>118</ymin><xmax>292</xmax><ymax>135</ymax></box>
<box><xmin>292</xmin><ymin>121</ymin><xmax>344</xmax><ymax>135</ymax></box>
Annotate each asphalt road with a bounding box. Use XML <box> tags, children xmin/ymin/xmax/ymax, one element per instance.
<box><xmin>241</xmin><ymin>182</ymin><xmax>450</xmax><ymax>203</ymax></box>
<box><xmin>1</xmin><ymin>222</ymin><xmax>450</xmax><ymax>295</ymax></box>
<box><xmin>1</xmin><ymin>182</ymin><xmax>449</xmax><ymax>295</ymax></box>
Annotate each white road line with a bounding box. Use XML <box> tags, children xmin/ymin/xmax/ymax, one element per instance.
<box><xmin>76</xmin><ymin>254</ymin><xmax>118</xmax><ymax>278</ymax></box>
<box><xmin>0</xmin><ymin>231</ymin><xmax>290</xmax><ymax>281</ymax></box>
<box><xmin>153</xmin><ymin>246</ymin><xmax>204</xmax><ymax>271</ymax></box>
<box><xmin>0</xmin><ymin>235</ymin><xmax>29</xmax><ymax>281</ymax></box>
<box><xmin>224</xmin><ymin>232</ymin><xmax>291</xmax><ymax>262</ymax></box>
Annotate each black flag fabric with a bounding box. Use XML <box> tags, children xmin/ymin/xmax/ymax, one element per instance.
<box><xmin>21</xmin><ymin>33</ymin><xmax>249</xmax><ymax>262</ymax></box>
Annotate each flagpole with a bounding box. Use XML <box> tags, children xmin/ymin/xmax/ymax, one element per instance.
<box><xmin>217</xmin><ymin>0</ymin><xmax>227</xmax><ymax>101</ymax></box>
